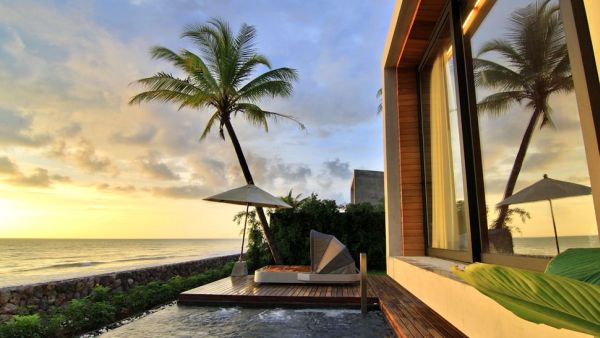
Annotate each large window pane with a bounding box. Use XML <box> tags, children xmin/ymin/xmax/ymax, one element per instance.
<box><xmin>466</xmin><ymin>0</ymin><xmax>599</xmax><ymax>256</ymax></box>
<box><xmin>421</xmin><ymin>20</ymin><xmax>469</xmax><ymax>251</ymax></box>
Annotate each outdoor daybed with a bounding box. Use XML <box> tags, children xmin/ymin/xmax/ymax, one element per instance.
<box><xmin>254</xmin><ymin>230</ymin><xmax>360</xmax><ymax>284</ymax></box>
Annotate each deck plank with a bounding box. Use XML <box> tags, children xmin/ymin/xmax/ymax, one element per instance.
<box><xmin>179</xmin><ymin>275</ymin><xmax>465</xmax><ymax>337</ymax></box>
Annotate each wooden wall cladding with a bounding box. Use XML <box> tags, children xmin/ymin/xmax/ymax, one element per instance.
<box><xmin>394</xmin><ymin>0</ymin><xmax>447</xmax><ymax>256</ymax></box>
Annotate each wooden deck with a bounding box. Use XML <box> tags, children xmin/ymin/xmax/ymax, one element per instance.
<box><xmin>179</xmin><ymin>275</ymin><xmax>466</xmax><ymax>337</ymax></box>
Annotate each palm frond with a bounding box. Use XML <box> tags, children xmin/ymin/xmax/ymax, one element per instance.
<box><xmin>150</xmin><ymin>46</ymin><xmax>187</xmax><ymax>70</ymax></box>
<box><xmin>233</xmin><ymin>54</ymin><xmax>272</xmax><ymax>87</ymax></box>
<box><xmin>376</xmin><ymin>88</ymin><xmax>382</xmax><ymax>115</ymax></box>
<box><xmin>129</xmin><ymin>90</ymin><xmax>192</xmax><ymax>106</ymax></box>
<box><xmin>236</xmin><ymin>103</ymin><xmax>305</xmax><ymax>130</ymax></box>
<box><xmin>133</xmin><ymin>72</ymin><xmax>199</xmax><ymax>94</ymax></box>
<box><xmin>237</xmin><ymin>68</ymin><xmax>298</xmax><ymax>101</ymax></box>
<box><xmin>180</xmin><ymin>49</ymin><xmax>219</xmax><ymax>92</ymax></box>
<box><xmin>200</xmin><ymin>111</ymin><xmax>222</xmax><ymax>140</ymax></box>
<box><xmin>477</xmin><ymin>91</ymin><xmax>525</xmax><ymax>116</ymax></box>
<box><xmin>473</xmin><ymin>58</ymin><xmax>523</xmax><ymax>90</ymax></box>
<box><xmin>477</xmin><ymin>39</ymin><xmax>523</xmax><ymax>68</ymax></box>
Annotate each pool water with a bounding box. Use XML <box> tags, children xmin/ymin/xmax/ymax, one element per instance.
<box><xmin>100</xmin><ymin>305</ymin><xmax>394</xmax><ymax>337</ymax></box>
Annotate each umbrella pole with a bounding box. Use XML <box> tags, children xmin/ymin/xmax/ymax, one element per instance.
<box><xmin>548</xmin><ymin>199</ymin><xmax>560</xmax><ymax>254</ymax></box>
<box><xmin>239</xmin><ymin>203</ymin><xmax>250</xmax><ymax>261</ymax></box>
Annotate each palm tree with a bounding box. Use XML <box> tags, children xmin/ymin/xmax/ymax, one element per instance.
<box><xmin>281</xmin><ymin>189</ymin><xmax>308</xmax><ymax>209</ymax></box>
<box><xmin>474</xmin><ymin>0</ymin><xmax>573</xmax><ymax>250</ymax></box>
<box><xmin>376</xmin><ymin>88</ymin><xmax>382</xmax><ymax>115</ymax></box>
<box><xmin>129</xmin><ymin>18</ymin><xmax>305</xmax><ymax>264</ymax></box>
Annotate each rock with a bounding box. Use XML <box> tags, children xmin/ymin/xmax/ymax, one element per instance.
<box><xmin>127</xmin><ymin>278</ymin><xmax>134</xmax><ymax>285</ymax></box>
<box><xmin>0</xmin><ymin>291</ymin><xmax>10</xmax><ymax>304</ymax></box>
<box><xmin>2</xmin><ymin>303</ymin><xmax>18</xmax><ymax>314</ymax></box>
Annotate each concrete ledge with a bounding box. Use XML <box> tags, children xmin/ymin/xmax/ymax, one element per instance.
<box><xmin>387</xmin><ymin>256</ymin><xmax>592</xmax><ymax>338</ymax></box>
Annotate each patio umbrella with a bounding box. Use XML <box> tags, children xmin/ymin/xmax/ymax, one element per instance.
<box><xmin>497</xmin><ymin>174</ymin><xmax>592</xmax><ymax>254</ymax></box>
<box><xmin>204</xmin><ymin>184</ymin><xmax>291</xmax><ymax>262</ymax></box>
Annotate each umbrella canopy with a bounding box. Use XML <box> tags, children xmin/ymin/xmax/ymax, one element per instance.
<box><xmin>310</xmin><ymin>230</ymin><xmax>357</xmax><ymax>274</ymax></box>
<box><xmin>497</xmin><ymin>174</ymin><xmax>591</xmax><ymax>206</ymax></box>
<box><xmin>497</xmin><ymin>174</ymin><xmax>591</xmax><ymax>254</ymax></box>
<box><xmin>204</xmin><ymin>184</ymin><xmax>292</xmax><ymax>209</ymax></box>
<box><xmin>204</xmin><ymin>184</ymin><xmax>291</xmax><ymax>268</ymax></box>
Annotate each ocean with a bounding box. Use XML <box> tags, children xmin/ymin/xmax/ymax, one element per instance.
<box><xmin>1</xmin><ymin>236</ymin><xmax>598</xmax><ymax>288</ymax></box>
<box><xmin>0</xmin><ymin>238</ymin><xmax>240</xmax><ymax>288</ymax></box>
<box><xmin>513</xmin><ymin>235</ymin><xmax>599</xmax><ymax>256</ymax></box>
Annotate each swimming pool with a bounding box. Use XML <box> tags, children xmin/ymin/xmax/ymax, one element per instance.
<box><xmin>100</xmin><ymin>305</ymin><xmax>394</xmax><ymax>337</ymax></box>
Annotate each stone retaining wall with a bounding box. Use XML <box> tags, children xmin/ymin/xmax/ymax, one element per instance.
<box><xmin>0</xmin><ymin>254</ymin><xmax>237</xmax><ymax>316</ymax></box>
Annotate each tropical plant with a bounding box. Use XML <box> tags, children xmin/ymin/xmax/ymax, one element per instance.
<box><xmin>473</xmin><ymin>1</ymin><xmax>573</xmax><ymax>241</ymax></box>
<box><xmin>129</xmin><ymin>18</ymin><xmax>305</xmax><ymax>264</ymax></box>
<box><xmin>376</xmin><ymin>88</ymin><xmax>382</xmax><ymax>115</ymax></box>
<box><xmin>281</xmin><ymin>189</ymin><xmax>308</xmax><ymax>208</ymax></box>
<box><xmin>545</xmin><ymin>248</ymin><xmax>600</xmax><ymax>285</ymax></box>
<box><xmin>453</xmin><ymin>256</ymin><xmax>600</xmax><ymax>336</ymax></box>
<box><xmin>245</xmin><ymin>194</ymin><xmax>386</xmax><ymax>271</ymax></box>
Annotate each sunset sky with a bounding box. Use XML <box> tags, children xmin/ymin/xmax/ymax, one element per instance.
<box><xmin>0</xmin><ymin>0</ymin><xmax>597</xmax><ymax>240</ymax></box>
<box><xmin>0</xmin><ymin>0</ymin><xmax>392</xmax><ymax>239</ymax></box>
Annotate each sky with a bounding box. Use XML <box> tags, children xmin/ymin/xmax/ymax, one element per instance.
<box><xmin>0</xmin><ymin>0</ymin><xmax>393</xmax><ymax>239</ymax></box>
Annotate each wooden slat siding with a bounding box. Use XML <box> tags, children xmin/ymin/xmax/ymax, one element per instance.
<box><xmin>397</xmin><ymin>69</ymin><xmax>425</xmax><ymax>256</ymax></box>
<box><xmin>393</xmin><ymin>0</ymin><xmax>448</xmax><ymax>257</ymax></box>
<box><xmin>179</xmin><ymin>276</ymin><xmax>465</xmax><ymax>337</ymax></box>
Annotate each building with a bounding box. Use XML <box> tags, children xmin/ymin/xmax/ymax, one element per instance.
<box><xmin>381</xmin><ymin>0</ymin><xmax>599</xmax><ymax>336</ymax></box>
<box><xmin>350</xmin><ymin>170</ymin><xmax>384</xmax><ymax>205</ymax></box>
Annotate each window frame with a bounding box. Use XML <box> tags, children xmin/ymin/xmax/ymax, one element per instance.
<box><xmin>416</xmin><ymin>0</ymin><xmax>598</xmax><ymax>269</ymax></box>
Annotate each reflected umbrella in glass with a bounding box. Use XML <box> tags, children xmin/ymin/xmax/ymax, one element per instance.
<box><xmin>204</xmin><ymin>184</ymin><xmax>291</xmax><ymax>276</ymax></box>
<box><xmin>497</xmin><ymin>174</ymin><xmax>592</xmax><ymax>254</ymax></box>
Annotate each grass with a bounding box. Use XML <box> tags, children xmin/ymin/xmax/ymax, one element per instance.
<box><xmin>0</xmin><ymin>261</ymin><xmax>234</xmax><ymax>338</ymax></box>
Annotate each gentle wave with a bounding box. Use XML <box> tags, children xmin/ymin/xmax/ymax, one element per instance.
<box><xmin>13</xmin><ymin>254</ymin><xmax>203</xmax><ymax>273</ymax></box>
<box><xmin>18</xmin><ymin>261</ymin><xmax>105</xmax><ymax>272</ymax></box>
<box><xmin>0</xmin><ymin>238</ymin><xmax>241</xmax><ymax>287</ymax></box>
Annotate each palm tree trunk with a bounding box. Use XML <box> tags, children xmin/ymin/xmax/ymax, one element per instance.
<box><xmin>493</xmin><ymin>108</ymin><xmax>543</xmax><ymax>230</ymax></box>
<box><xmin>222</xmin><ymin>118</ymin><xmax>283</xmax><ymax>264</ymax></box>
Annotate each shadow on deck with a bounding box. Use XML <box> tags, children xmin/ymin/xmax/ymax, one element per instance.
<box><xmin>178</xmin><ymin>275</ymin><xmax>466</xmax><ymax>337</ymax></box>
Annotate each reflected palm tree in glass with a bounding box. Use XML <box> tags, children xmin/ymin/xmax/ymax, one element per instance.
<box><xmin>473</xmin><ymin>0</ymin><xmax>573</xmax><ymax>253</ymax></box>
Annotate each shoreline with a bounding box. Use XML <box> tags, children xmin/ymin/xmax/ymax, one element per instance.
<box><xmin>0</xmin><ymin>254</ymin><xmax>237</xmax><ymax>317</ymax></box>
<box><xmin>0</xmin><ymin>251</ymin><xmax>238</xmax><ymax>289</ymax></box>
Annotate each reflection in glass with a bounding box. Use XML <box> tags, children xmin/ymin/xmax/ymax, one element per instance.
<box><xmin>467</xmin><ymin>0</ymin><xmax>599</xmax><ymax>256</ymax></box>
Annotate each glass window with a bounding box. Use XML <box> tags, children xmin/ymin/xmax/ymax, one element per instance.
<box><xmin>466</xmin><ymin>0</ymin><xmax>599</xmax><ymax>256</ymax></box>
<box><xmin>421</xmin><ymin>19</ymin><xmax>469</xmax><ymax>252</ymax></box>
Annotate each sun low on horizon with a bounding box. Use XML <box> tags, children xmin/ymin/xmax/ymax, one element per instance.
<box><xmin>0</xmin><ymin>1</ymin><xmax>390</xmax><ymax>239</ymax></box>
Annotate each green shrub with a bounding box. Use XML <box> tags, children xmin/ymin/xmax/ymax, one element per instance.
<box><xmin>0</xmin><ymin>262</ymin><xmax>234</xmax><ymax>337</ymax></box>
<box><xmin>62</xmin><ymin>298</ymin><xmax>116</xmax><ymax>333</ymax></box>
<box><xmin>244</xmin><ymin>194</ymin><xmax>386</xmax><ymax>271</ymax></box>
<box><xmin>0</xmin><ymin>314</ymin><xmax>44</xmax><ymax>338</ymax></box>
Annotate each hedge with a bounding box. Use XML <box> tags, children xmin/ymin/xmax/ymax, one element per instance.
<box><xmin>0</xmin><ymin>261</ymin><xmax>234</xmax><ymax>338</ymax></box>
<box><xmin>243</xmin><ymin>194</ymin><xmax>386</xmax><ymax>272</ymax></box>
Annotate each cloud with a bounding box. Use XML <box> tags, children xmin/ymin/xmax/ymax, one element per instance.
<box><xmin>0</xmin><ymin>156</ymin><xmax>18</xmax><ymax>174</ymax></box>
<box><xmin>112</xmin><ymin>124</ymin><xmax>157</xmax><ymax>144</ymax></box>
<box><xmin>189</xmin><ymin>156</ymin><xmax>227</xmax><ymax>187</ymax></box>
<box><xmin>7</xmin><ymin>168</ymin><xmax>51</xmax><ymax>187</ymax></box>
<box><xmin>322</xmin><ymin>158</ymin><xmax>352</xmax><ymax>179</ymax></box>
<box><xmin>58</xmin><ymin>122</ymin><xmax>82</xmax><ymax>137</ymax></box>
<box><xmin>269</xmin><ymin>161</ymin><xmax>312</xmax><ymax>183</ymax></box>
<box><xmin>73</xmin><ymin>139</ymin><xmax>118</xmax><ymax>174</ymax></box>
<box><xmin>0</xmin><ymin>108</ymin><xmax>50</xmax><ymax>147</ymax></box>
<box><xmin>138</xmin><ymin>151</ymin><xmax>179</xmax><ymax>180</ymax></box>
<box><xmin>97</xmin><ymin>183</ymin><xmax>136</xmax><ymax>193</ymax></box>
<box><xmin>0</xmin><ymin>156</ymin><xmax>70</xmax><ymax>187</ymax></box>
<box><xmin>152</xmin><ymin>184</ymin><xmax>208</xmax><ymax>199</ymax></box>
